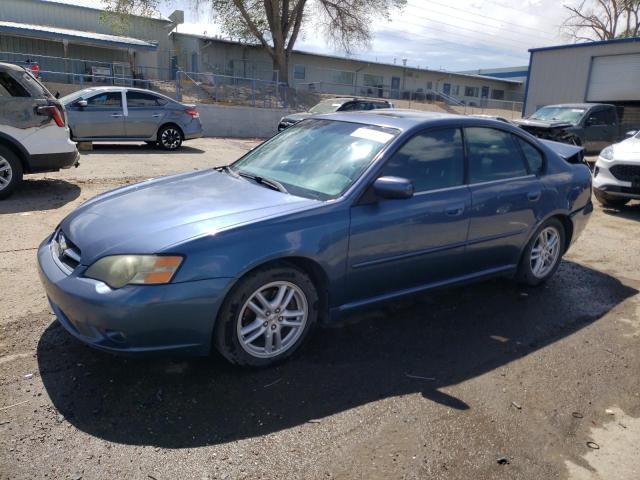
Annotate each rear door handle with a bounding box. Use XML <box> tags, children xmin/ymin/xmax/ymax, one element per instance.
<box><xmin>445</xmin><ymin>204</ymin><xmax>465</xmax><ymax>216</ymax></box>
<box><xmin>152</xmin><ymin>114</ymin><xmax>161</xmax><ymax>118</ymax></box>
<box><xmin>527</xmin><ymin>190</ymin><xmax>542</xmax><ymax>202</ymax></box>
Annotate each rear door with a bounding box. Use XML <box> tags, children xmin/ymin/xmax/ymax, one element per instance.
<box><xmin>124</xmin><ymin>91</ymin><xmax>168</xmax><ymax>138</ymax></box>
<box><xmin>67</xmin><ymin>90</ymin><xmax>125</xmax><ymax>139</ymax></box>
<box><xmin>346</xmin><ymin>127</ymin><xmax>471</xmax><ymax>302</ymax></box>
<box><xmin>464</xmin><ymin>127</ymin><xmax>546</xmax><ymax>273</ymax></box>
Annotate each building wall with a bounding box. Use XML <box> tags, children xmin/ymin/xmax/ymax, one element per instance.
<box><xmin>524</xmin><ymin>40</ymin><xmax>640</xmax><ymax>115</ymax></box>
<box><xmin>0</xmin><ymin>0</ymin><xmax>173</xmax><ymax>77</ymax></box>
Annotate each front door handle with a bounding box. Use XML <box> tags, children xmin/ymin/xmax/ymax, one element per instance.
<box><xmin>527</xmin><ymin>190</ymin><xmax>542</xmax><ymax>202</ymax></box>
<box><xmin>445</xmin><ymin>204</ymin><xmax>465</xmax><ymax>216</ymax></box>
<box><xmin>152</xmin><ymin>114</ymin><xmax>161</xmax><ymax>118</ymax></box>
<box><xmin>111</xmin><ymin>113</ymin><xmax>123</xmax><ymax>117</ymax></box>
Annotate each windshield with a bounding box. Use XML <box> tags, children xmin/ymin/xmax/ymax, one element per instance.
<box><xmin>309</xmin><ymin>100</ymin><xmax>344</xmax><ymax>114</ymax></box>
<box><xmin>529</xmin><ymin>106</ymin><xmax>586</xmax><ymax>124</ymax></box>
<box><xmin>231</xmin><ymin>119</ymin><xmax>398</xmax><ymax>199</ymax></box>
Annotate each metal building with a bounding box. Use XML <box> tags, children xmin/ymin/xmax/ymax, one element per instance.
<box><xmin>523</xmin><ymin>37</ymin><xmax>640</xmax><ymax>116</ymax></box>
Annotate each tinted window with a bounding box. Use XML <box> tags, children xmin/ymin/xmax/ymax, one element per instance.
<box><xmin>466</xmin><ymin>127</ymin><xmax>527</xmax><ymax>183</ymax></box>
<box><xmin>339</xmin><ymin>102</ymin><xmax>359</xmax><ymax>111</ymax></box>
<box><xmin>86</xmin><ymin>92</ymin><xmax>121</xmax><ymax>107</ymax></box>
<box><xmin>588</xmin><ymin>109</ymin><xmax>613</xmax><ymax>126</ymax></box>
<box><xmin>515</xmin><ymin>137</ymin><xmax>544</xmax><ymax>174</ymax></box>
<box><xmin>0</xmin><ymin>72</ymin><xmax>29</xmax><ymax>97</ymax></box>
<box><xmin>383</xmin><ymin>128</ymin><xmax>464</xmax><ymax>192</ymax></box>
<box><xmin>127</xmin><ymin>91</ymin><xmax>166</xmax><ymax>107</ymax></box>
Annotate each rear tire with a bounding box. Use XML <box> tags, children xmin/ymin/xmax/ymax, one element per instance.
<box><xmin>594</xmin><ymin>189</ymin><xmax>629</xmax><ymax>208</ymax></box>
<box><xmin>214</xmin><ymin>264</ymin><xmax>318</xmax><ymax>367</ymax></box>
<box><xmin>0</xmin><ymin>145</ymin><xmax>23</xmax><ymax>200</ymax></box>
<box><xmin>157</xmin><ymin>125</ymin><xmax>183</xmax><ymax>150</ymax></box>
<box><xmin>516</xmin><ymin>218</ymin><xmax>565</xmax><ymax>287</ymax></box>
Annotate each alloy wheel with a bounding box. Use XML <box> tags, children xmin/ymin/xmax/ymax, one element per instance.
<box><xmin>0</xmin><ymin>156</ymin><xmax>13</xmax><ymax>192</ymax></box>
<box><xmin>530</xmin><ymin>226</ymin><xmax>561</xmax><ymax>279</ymax></box>
<box><xmin>237</xmin><ymin>281</ymin><xmax>308</xmax><ymax>359</ymax></box>
<box><xmin>160</xmin><ymin>128</ymin><xmax>181</xmax><ymax>149</ymax></box>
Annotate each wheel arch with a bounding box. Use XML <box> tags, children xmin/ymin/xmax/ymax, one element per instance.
<box><xmin>0</xmin><ymin>133</ymin><xmax>31</xmax><ymax>173</ymax></box>
<box><xmin>156</xmin><ymin>122</ymin><xmax>184</xmax><ymax>139</ymax></box>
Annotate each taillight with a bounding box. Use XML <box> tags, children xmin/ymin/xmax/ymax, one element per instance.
<box><xmin>37</xmin><ymin>105</ymin><xmax>65</xmax><ymax>127</ymax></box>
<box><xmin>185</xmin><ymin>107</ymin><xmax>199</xmax><ymax>119</ymax></box>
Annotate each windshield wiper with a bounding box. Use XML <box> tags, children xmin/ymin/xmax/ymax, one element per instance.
<box><xmin>237</xmin><ymin>171</ymin><xmax>289</xmax><ymax>194</ymax></box>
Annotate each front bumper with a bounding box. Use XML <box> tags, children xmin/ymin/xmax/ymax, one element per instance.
<box><xmin>593</xmin><ymin>158</ymin><xmax>640</xmax><ymax>199</ymax></box>
<box><xmin>37</xmin><ymin>236</ymin><xmax>232</xmax><ymax>356</ymax></box>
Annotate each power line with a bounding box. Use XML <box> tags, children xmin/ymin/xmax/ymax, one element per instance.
<box><xmin>406</xmin><ymin>0</ymin><xmax>560</xmax><ymax>39</ymax></box>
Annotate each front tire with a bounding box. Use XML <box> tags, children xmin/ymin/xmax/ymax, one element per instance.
<box><xmin>594</xmin><ymin>189</ymin><xmax>629</xmax><ymax>208</ymax></box>
<box><xmin>214</xmin><ymin>264</ymin><xmax>319</xmax><ymax>367</ymax></box>
<box><xmin>516</xmin><ymin>218</ymin><xmax>565</xmax><ymax>286</ymax></box>
<box><xmin>157</xmin><ymin>125</ymin><xmax>183</xmax><ymax>150</ymax></box>
<box><xmin>0</xmin><ymin>146</ymin><xmax>23</xmax><ymax>200</ymax></box>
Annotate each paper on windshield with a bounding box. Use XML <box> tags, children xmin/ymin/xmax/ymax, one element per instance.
<box><xmin>350</xmin><ymin>127</ymin><xmax>394</xmax><ymax>144</ymax></box>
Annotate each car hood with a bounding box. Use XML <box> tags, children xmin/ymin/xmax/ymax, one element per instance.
<box><xmin>282</xmin><ymin>112</ymin><xmax>313</xmax><ymax>123</ymax></box>
<box><xmin>514</xmin><ymin>118</ymin><xmax>574</xmax><ymax>129</ymax></box>
<box><xmin>611</xmin><ymin>136</ymin><xmax>640</xmax><ymax>161</ymax></box>
<box><xmin>60</xmin><ymin>170</ymin><xmax>319</xmax><ymax>265</ymax></box>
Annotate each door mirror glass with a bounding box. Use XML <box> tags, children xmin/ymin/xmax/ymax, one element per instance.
<box><xmin>373</xmin><ymin>176</ymin><xmax>414</xmax><ymax>200</ymax></box>
<box><xmin>77</xmin><ymin>99</ymin><xmax>88</xmax><ymax>108</ymax></box>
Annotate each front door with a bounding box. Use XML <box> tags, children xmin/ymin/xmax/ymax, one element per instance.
<box><xmin>391</xmin><ymin>76</ymin><xmax>400</xmax><ymax>99</ymax></box>
<box><xmin>124</xmin><ymin>90</ymin><xmax>167</xmax><ymax>138</ymax></box>
<box><xmin>346</xmin><ymin>127</ymin><xmax>471</xmax><ymax>304</ymax></box>
<box><xmin>582</xmin><ymin>108</ymin><xmax>617</xmax><ymax>152</ymax></box>
<box><xmin>463</xmin><ymin>127</ymin><xmax>545</xmax><ymax>272</ymax></box>
<box><xmin>443</xmin><ymin>83</ymin><xmax>451</xmax><ymax>95</ymax></box>
<box><xmin>66</xmin><ymin>90</ymin><xmax>125</xmax><ymax>139</ymax></box>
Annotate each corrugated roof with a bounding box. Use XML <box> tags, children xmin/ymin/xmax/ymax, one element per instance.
<box><xmin>0</xmin><ymin>20</ymin><xmax>159</xmax><ymax>50</ymax></box>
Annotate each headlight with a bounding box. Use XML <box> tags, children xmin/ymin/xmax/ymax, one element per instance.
<box><xmin>84</xmin><ymin>255</ymin><xmax>183</xmax><ymax>289</ymax></box>
<box><xmin>599</xmin><ymin>146</ymin><xmax>614</xmax><ymax>161</ymax></box>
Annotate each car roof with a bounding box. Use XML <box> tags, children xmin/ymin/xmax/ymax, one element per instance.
<box><xmin>544</xmin><ymin>103</ymin><xmax>614</xmax><ymax>109</ymax></box>
<box><xmin>0</xmin><ymin>62</ymin><xmax>27</xmax><ymax>73</ymax></box>
<box><xmin>315</xmin><ymin>109</ymin><xmax>472</xmax><ymax>132</ymax></box>
<box><xmin>320</xmin><ymin>97</ymin><xmax>391</xmax><ymax>105</ymax></box>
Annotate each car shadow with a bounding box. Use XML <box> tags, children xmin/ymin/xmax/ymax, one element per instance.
<box><xmin>86</xmin><ymin>143</ymin><xmax>205</xmax><ymax>154</ymax></box>
<box><xmin>37</xmin><ymin>260</ymin><xmax>637</xmax><ymax>448</ymax></box>
<box><xmin>601</xmin><ymin>201</ymin><xmax>640</xmax><ymax>221</ymax></box>
<box><xmin>1</xmin><ymin>179</ymin><xmax>80</xmax><ymax>214</ymax></box>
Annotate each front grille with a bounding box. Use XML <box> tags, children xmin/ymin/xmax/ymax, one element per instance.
<box><xmin>610</xmin><ymin>164</ymin><xmax>640</xmax><ymax>182</ymax></box>
<box><xmin>52</xmin><ymin>230</ymin><xmax>81</xmax><ymax>272</ymax></box>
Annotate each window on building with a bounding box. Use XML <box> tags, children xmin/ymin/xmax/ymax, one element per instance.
<box><xmin>85</xmin><ymin>92</ymin><xmax>122</xmax><ymax>107</ymax></box>
<box><xmin>363</xmin><ymin>74</ymin><xmax>384</xmax><ymax>86</ymax></box>
<box><xmin>331</xmin><ymin>70</ymin><xmax>354</xmax><ymax>85</ymax></box>
<box><xmin>383</xmin><ymin>128</ymin><xmax>465</xmax><ymax>192</ymax></box>
<box><xmin>465</xmin><ymin>127</ymin><xmax>527</xmax><ymax>183</ymax></box>
<box><xmin>491</xmin><ymin>89</ymin><xmax>505</xmax><ymax>100</ymax></box>
<box><xmin>426</xmin><ymin>81</ymin><xmax>433</xmax><ymax>90</ymax></box>
<box><xmin>464</xmin><ymin>86</ymin><xmax>479</xmax><ymax>97</ymax></box>
<box><xmin>126</xmin><ymin>91</ymin><xmax>167</xmax><ymax>107</ymax></box>
<box><xmin>452</xmin><ymin>85</ymin><xmax>460</xmax><ymax>96</ymax></box>
<box><xmin>515</xmin><ymin>136</ymin><xmax>544</xmax><ymax>174</ymax></box>
<box><xmin>293</xmin><ymin>64</ymin><xmax>306</xmax><ymax>80</ymax></box>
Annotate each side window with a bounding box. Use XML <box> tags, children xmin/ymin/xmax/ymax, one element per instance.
<box><xmin>127</xmin><ymin>91</ymin><xmax>166</xmax><ymax>107</ymax></box>
<box><xmin>588</xmin><ymin>109</ymin><xmax>609</xmax><ymax>126</ymax></box>
<box><xmin>466</xmin><ymin>127</ymin><xmax>527</xmax><ymax>183</ymax></box>
<box><xmin>382</xmin><ymin>128</ymin><xmax>464</xmax><ymax>192</ymax></box>
<box><xmin>339</xmin><ymin>102</ymin><xmax>358</xmax><ymax>111</ymax></box>
<box><xmin>515</xmin><ymin>137</ymin><xmax>544</xmax><ymax>174</ymax></box>
<box><xmin>0</xmin><ymin>72</ymin><xmax>30</xmax><ymax>97</ymax></box>
<box><xmin>86</xmin><ymin>92</ymin><xmax>122</xmax><ymax>107</ymax></box>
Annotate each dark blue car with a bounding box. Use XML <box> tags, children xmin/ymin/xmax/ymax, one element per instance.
<box><xmin>37</xmin><ymin>111</ymin><xmax>593</xmax><ymax>366</ymax></box>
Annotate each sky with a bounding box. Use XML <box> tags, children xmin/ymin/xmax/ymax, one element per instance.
<box><xmin>48</xmin><ymin>0</ymin><xmax>578</xmax><ymax>71</ymax></box>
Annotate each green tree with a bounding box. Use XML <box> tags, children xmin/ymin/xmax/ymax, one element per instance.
<box><xmin>105</xmin><ymin>0</ymin><xmax>406</xmax><ymax>84</ymax></box>
<box><xmin>561</xmin><ymin>0</ymin><xmax>640</xmax><ymax>41</ymax></box>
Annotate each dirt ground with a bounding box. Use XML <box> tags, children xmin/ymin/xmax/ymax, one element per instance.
<box><xmin>1</xmin><ymin>138</ymin><xmax>639</xmax><ymax>480</ymax></box>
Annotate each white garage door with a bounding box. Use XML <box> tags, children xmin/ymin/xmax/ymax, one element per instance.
<box><xmin>586</xmin><ymin>54</ymin><xmax>640</xmax><ymax>102</ymax></box>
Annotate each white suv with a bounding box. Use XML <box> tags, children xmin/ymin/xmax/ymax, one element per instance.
<box><xmin>593</xmin><ymin>131</ymin><xmax>640</xmax><ymax>207</ymax></box>
<box><xmin>0</xmin><ymin>62</ymin><xmax>79</xmax><ymax>199</ymax></box>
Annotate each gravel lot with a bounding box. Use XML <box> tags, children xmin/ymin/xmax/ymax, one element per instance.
<box><xmin>1</xmin><ymin>138</ymin><xmax>639</xmax><ymax>480</ymax></box>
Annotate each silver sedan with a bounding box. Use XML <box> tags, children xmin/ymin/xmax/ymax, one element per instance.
<box><xmin>61</xmin><ymin>87</ymin><xmax>203</xmax><ymax>150</ymax></box>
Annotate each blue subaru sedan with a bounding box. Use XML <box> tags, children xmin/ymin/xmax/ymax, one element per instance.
<box><xmin>38</xmin><ymin>111</ymin><xmax>593</xmax><ymax>366</ymax></box>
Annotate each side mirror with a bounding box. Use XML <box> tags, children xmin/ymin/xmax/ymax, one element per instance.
<box><xmin>625</xmin><ymin>130</ymin><xmax>637</xmax><ymax>137</ymax></box>
<box><xmin>373</xmin><ymin>176</ymin><xmax>414</xmax><ymax>200</ymax></box>
<box><xmin>77</xmin><ymin>99</ymin><xmax>88</xmax><ymax>108</ymax></box>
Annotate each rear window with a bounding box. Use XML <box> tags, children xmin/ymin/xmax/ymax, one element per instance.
<box><xmin>0</xmin><ymin>72</ymin><xmax>30</xmax><ymax>97</ymax></box>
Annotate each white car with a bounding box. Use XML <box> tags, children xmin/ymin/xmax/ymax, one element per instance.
<box><xmin>593</xmin><ymin>131</ymin><xmax>640</xmax><ymax>207</ymax></box>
